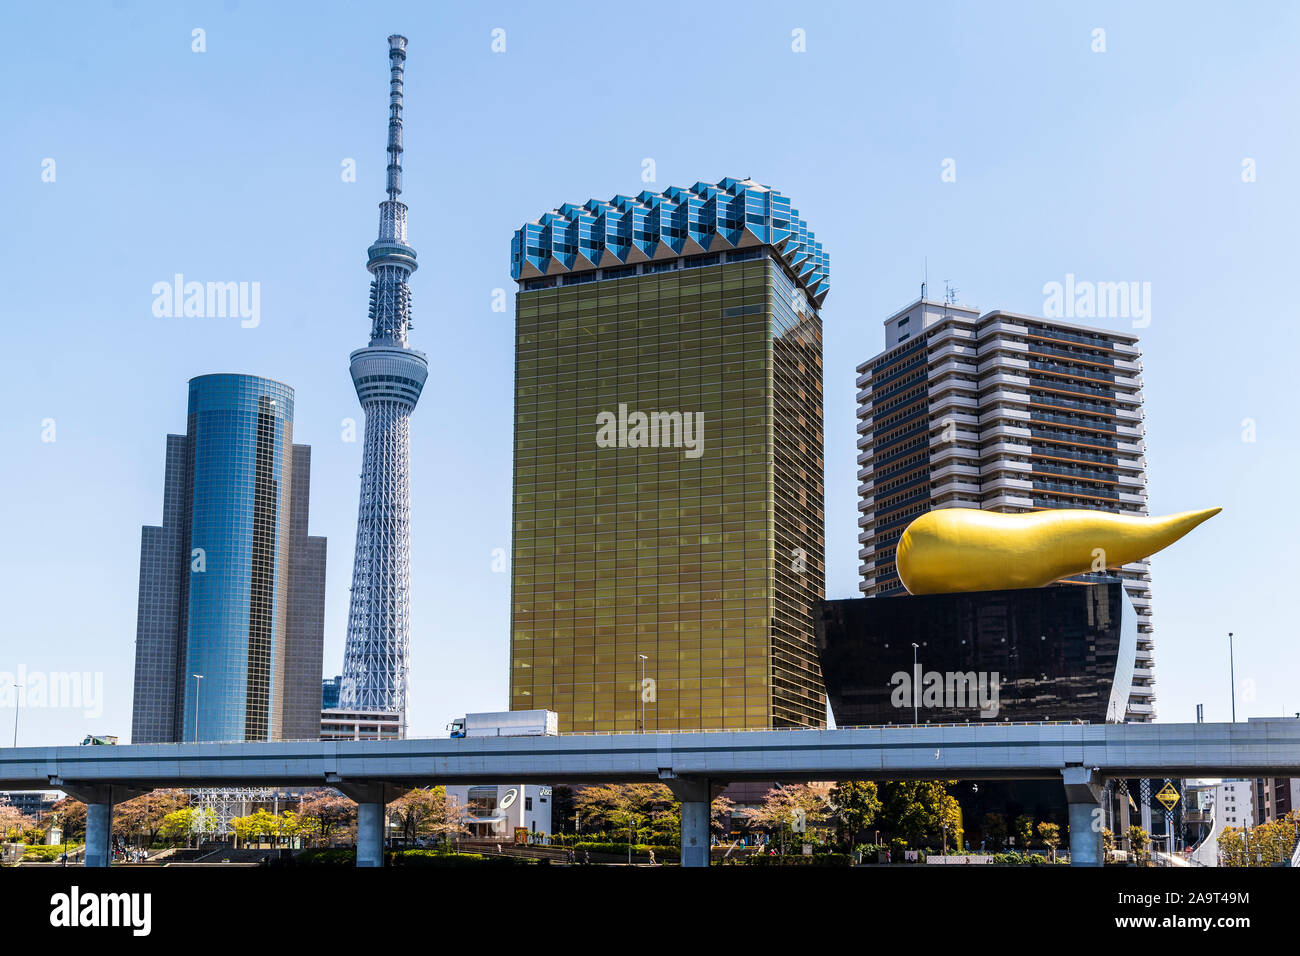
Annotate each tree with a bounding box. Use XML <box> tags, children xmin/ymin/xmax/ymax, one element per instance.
<box><xmin>829</xmin><ymin>781</ymin><xmax>881</xmax><ymax>848</ymax></box>
<box><xmin>877</xmin><ymin>781</ymin><xmax>964</xmax><ymax>852</ymax></box>
<box><xmin>231</xmin><ymin>808</ymin><xmax>279</xmax><ymax>848</ymax></box>
<box><xmin>710</xmin><ymin>794</ymin><xmax>735</xmax><ymax>839</ymax></box>
<box><xmin>388</xmin><ymin>788</ymin><xmax>442</xmax><ymax>844</ymax></box>
<box><xmin>0</xmin><ymin>803</ymin><xmax>31</xmax><ymax>842</ymax></box>
<box><xmin>114</xmin><ymin>790</ymin><xmax>188</xmax><ymax>847</ymax></box>
<box><xmin>49</xmin><ymin>798</ymin><xmax>85</xmax><ymax>842</ymax></box>
<box><xmin>1218</xmin><ymin>811</ymin><xmax>1299</xmax><ymax>867</ymax></box>
<box><xmin>192</xmin><ymin>807</ymin><xmax>217</xmax><ymax>844</ymax></box>
<box><xmin>1013</xmin><ymin>814</ymin><xmax>1034</xmax><ymax>854</ymax></box>
<box><xmin>1037</xmin><ymin>822</ymin><xmax>1061</xmax><ymax>862</ymax></box>
<box><xmin>298</xmin><ymin>790</ymin><xmax>355</xmax><ymax>846</ymax></box>
<box><xmin>981</xmin><ymin>812</ymin><xmax>1007</xmax><ymax>851</ymax></box>
<box><xmin>387</xmin><ymin>787</ymin><xmax>466</xmax><ymax>845</ymax></box>
<box><xmin>1127</xmin><ymin>825</ymin><xmax>1150</xmax><ymax>865</ymax></box>
<box><xmin>424</xmin><ymin>787</ymin><xmax>470</xmax><ymax>845</ymax></box>
<box><xmin>274</xmin><ymin>810</ymin><xmax>305</xmax><ymax>846</ymax></box>
<box><xmin>1101</xmin><ymin>828</ymin><xmax>1116</xmax><ymax>863</ymax></box>
<box><xmin>572</xmin><ymin>784</ymin><xmax>675</xmax><ymax>845</ymax></box>
<box><xmin>158</xmin><ymin>808</ymin><xmax>197</xmax><ymax>847</ymax></box>
<box><xmin>746</xmin><ymin>784</ymin><xmax>833</xmax><ymax>854</ymax></box>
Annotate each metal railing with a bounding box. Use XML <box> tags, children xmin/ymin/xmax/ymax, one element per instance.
<box><xmin>27</xmin><ymin>720</ymin><xmax>1096</xmax><ymax>747</ymax></box>
<box><xmin>557</xmin><ymin>720</ymin><xmax>1091</xmax><ymax>737</ymax></box>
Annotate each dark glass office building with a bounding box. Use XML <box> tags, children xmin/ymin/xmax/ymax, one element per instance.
<box><xmin>816</xmin><ymin>580</ymin><xmax>1136</xmax><ymax>725</ymax></box>
<box><xmin>509</xmin><ymin>178</ymin><xmax>829</xmax><ymax>731</ymax></box>
<box><xmin>131</xmin><ymin>374</ymin><xmax>327</xmax><ymax>743</ymax></box>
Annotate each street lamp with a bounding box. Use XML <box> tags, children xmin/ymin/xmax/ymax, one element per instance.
<box><xmin>11</xmin><ymin>682</ymin><xmax>22</xmax><ymax>747</ymax></box>
<box><xmin>911</xmin><ymin>643</ymin><xmax>920</xmax><ymax>723</ymax></box>
<box><xmin>1228</xmin><ymin>632</ymin><xmax>1236</xmax><ymax>722</ymax></box>
<box><xmin>191</xmin><ymin>674</ymin><xmax>205</xmax><ymax>742</ymax></box>
<box><xmin>637</xmin><ymin>654</ymin><xmax>648</xmax><ymax>733</ymax></box>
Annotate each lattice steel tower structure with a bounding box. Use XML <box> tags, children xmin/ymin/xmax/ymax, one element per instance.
<box><xmin>338</xmin><ymin>35</ymin><xmax>427</xmax><ymax>728</ymax></box>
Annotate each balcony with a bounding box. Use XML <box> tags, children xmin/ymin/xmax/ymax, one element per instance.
<box><xmin>976</xmin><ymin>319</ymin><xmax>1031</xmax><ymax>340</ymax></box>
<box><xmin>981</xmin><ymin>371</ymin><xmax>1033</xmax><ymax>390</ymax></box>
<box><xmin>982</xmin><ymin>441</ymin><xmax>1033</xmax><ymax>460</ymax></box>
<box><xmin>981</xmin><ymin>459</ymin><xmax>1031</xmax><ymax>478</ymax></box>
<box><xmin>980</xmin><ymin>474</ymin><xmax>1033</xmax><ymax>493</ymax></box>
<box><xmin>980</xmin><ymin>493</ymin><xmax>1035</xmax><ymax>510</ymax></box>
<box><xmin>931</xmin><ymin>461</ymin><xmax>980</xmax><ymax>482</ymax></box>
<box><xmin>977</xmin><ymin>354</ymin><xmax>1030</xmax><ymax>375</ymax></box>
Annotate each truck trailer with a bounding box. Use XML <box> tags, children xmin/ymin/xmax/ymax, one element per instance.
<box><xmin>447</xmin><ymin>710</ymin><xmax>559</xmax><ymax>738</ymax></box>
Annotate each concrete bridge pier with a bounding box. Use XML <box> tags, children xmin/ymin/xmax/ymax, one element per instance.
<box><xmin>338</xmin><ymin>783</ymin><xmax>391</xmax><ymax>867</ymax></box>
<box><xmin>666</xmin><ymin>778</ymin><xmax>724</xmax><ymax>867</ymax></box>
<box><xmin>59</xmin><ymin>784</ymin><xmax>145</xmax><ymax>867</ymax></box>
<box><xmin>1062</xmin><ymin>767</ymin><xmax>1105</xmax><ymax>867</ymax></box>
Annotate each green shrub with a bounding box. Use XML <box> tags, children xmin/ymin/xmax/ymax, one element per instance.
<box><xmin>22</xmin><ymin>844</ymin><xmax>81</xmax><ymax>863</ymax></box>
<box><xmin>390</xmin><ymin>849</ymin><xmax>541</xmax><ymax>867</ymax></box>
<box><xmin>572</xmin><ymin>841</ymin><xmax>680</xmax><ymax>861</ymax></box>
<box><xmin>745</xmin><ymin>852</ymin><xmax>852</xmax><ymax>867</ymax></box>
<box><xmin>271</xmin><ymin>848</ymin><xmax>356</xmax><ymax>867</ymax></box>
<box><xmin>273</xmin><ymin>847</ymin><xmax>548</xmax><ymax>867</ymax></box>
<box><xmin>989</xmin><ymin>851</ymin><xmax>1055</xmax><ymax>866</ymax></box>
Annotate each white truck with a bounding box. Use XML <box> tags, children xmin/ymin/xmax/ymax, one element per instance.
<box><xmin>447</xmin><ymin>709</ymin><xmax>559</xmax><ymax>738</ymax></box>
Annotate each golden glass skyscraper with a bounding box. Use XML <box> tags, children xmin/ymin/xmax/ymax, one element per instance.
<box><xmin>509</xmin><ymin>178</ymin><xmax>829</xmax><ymax>732</ymax></box>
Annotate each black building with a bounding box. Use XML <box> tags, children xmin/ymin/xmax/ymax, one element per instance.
<box><xmin>816</xmin><ymin>580</ymin><xmax>1136</xmax><ymax>726</ymax></box>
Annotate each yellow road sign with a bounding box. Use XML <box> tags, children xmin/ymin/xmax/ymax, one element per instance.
<box><xmin>1155</xmin><ymin>783</ymin><xmax>1180</xmax><ymax>811</ymax></box>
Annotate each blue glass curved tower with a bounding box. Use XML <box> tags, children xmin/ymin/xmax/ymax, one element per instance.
<box><xmin>181</xmin><ymin>375</ymin><xmax>294</xmax><ymax>742</ymax></box>
<box><xmin>338</xmin><ymin>35</ymin><xmax>427</xmax><ymax>726</ymax></box>
<box><xmin>131</xmin><ymin>372</ymin><xmax>328</xmax><ymax>744</ymax></box>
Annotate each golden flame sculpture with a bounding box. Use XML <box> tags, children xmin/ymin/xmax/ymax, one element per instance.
<box><xmin>895</xmin><ymin>507</ymin><xmax>1221</xmax><ymax>595</ymax></box>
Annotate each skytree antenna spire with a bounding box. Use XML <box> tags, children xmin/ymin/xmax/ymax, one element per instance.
<box><xmin>338</xmin><ymin>34</ymin><xmax>428</xmax><ymax>732</ymax></box>
<box><xmin>385</xmin><ymin>33</ymin><xmax>405</xmax><ymax>203</ymax></box>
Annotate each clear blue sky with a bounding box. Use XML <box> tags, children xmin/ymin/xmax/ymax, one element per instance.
<box><xmin>2</xmin><ymin>0</ymin><xmax>1297</xmax><ymax>745</ymax></box>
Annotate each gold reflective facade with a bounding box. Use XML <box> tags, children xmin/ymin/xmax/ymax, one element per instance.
<box><xmin>511</xmin><ymin>256</ymin><xmax>825</xmax><ymax>732</ymax></box>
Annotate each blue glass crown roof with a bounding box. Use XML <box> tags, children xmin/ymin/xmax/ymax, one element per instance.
<box><xmin>511</xmin><ymin>177</ymin><xmax>829</xmax><ymax>305</ymax></box>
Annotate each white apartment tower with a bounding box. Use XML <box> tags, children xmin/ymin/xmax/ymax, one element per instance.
<box><xmin>855</xmin><ymin>298</ymin><xmax>1155</xmax><ymax>720</ymax></box>
<box><xmin>1216</xmin><ymin>779</ymin><xmax>1254</xmax><ymax>830</ymax></box>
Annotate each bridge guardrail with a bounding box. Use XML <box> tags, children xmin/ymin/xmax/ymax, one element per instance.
<box><xmin>13</xmin><ymin>720</ymin><xmax>1094</xmax><ymax>747</ymax></box>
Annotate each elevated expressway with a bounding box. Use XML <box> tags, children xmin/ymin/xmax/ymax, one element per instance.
<box><xmin>4</xmin><ymin>720</ymin><xmax>1296</xmax><ymax>867</ymax></box>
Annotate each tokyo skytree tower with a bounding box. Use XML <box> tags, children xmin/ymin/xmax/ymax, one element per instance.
<box><xmin>339</xmin><ymin>35</ymin><xmax>427</xmax><ymax>728</ymax></box>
